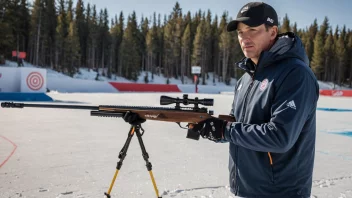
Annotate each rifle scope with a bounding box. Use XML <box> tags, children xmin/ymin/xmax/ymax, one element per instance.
<box><xmin>160</xmin><ymin>94</ymin><xmax>213</xmax><ymax>106</ymax></box>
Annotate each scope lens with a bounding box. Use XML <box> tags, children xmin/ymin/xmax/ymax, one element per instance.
<box><xmin>201</xmin><ymin>99</ymin><xmax>214</xmax><ymax>106</ymax></box>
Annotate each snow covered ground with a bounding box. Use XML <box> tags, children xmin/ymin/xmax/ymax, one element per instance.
<box><xmin>0</xmin><ymin>93</ymin><xmax>352</xmax><ymax>198</ymax></box>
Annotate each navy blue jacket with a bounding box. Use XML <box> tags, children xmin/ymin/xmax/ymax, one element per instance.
<box><xmin>224</xmin><ymin>32</ymin><xmax>319</xmax><ymax>198</ymax></box>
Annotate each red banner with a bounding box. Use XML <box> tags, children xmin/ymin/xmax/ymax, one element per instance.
<box><xmin>109</xmin><ymin>82</ymin><xmax>181</xmax><ymax>92</ymax></box>
<box><xmin>11</xmin><ymin>51</ymin><xmax>26</xmax><ymax>59</ymax></box>
<box><xmin>319</xmin><ymin>90</ymin><xmax>352</xmax><ymax>97</ymax></box>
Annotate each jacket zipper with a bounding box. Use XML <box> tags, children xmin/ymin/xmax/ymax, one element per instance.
<box><xmin>240</xmin><ymin>72</ymin><xmax>256</xmax><ymax>122</ymax></box>
<box><xmin>235</xmin><ymin>72</ymin><xmax>256</xmax><ymax>195</ymax></box>
<box><xmin>268</xmin><ymin>152</ymin><xmax>275</xmax><ymax>183</ymax></box>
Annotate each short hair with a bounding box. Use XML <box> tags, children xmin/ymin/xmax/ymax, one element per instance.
<box><xmin>264</xmin><ymin>24</ymin><xmax>272</xmax><ymax>31</ymax></box>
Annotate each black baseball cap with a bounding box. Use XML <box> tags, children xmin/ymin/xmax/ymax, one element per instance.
<box><xmin>227</xmin><ymin>2</ymin><xmax>278</xmax><ymax>32</ymax></box>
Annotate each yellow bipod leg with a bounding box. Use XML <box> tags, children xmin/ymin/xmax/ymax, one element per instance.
<box><xmin>104</xmin><ymin>125</ymin><xmax>161</xmax><ymax>198</ymax></box>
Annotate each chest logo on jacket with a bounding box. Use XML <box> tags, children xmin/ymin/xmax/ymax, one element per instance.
<box><xmin>259</xmin><ymin>79</ymin><xmax>269</xmax><ymax>91</ymax></box>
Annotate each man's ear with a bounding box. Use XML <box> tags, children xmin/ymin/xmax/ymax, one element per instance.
<box><xmin>270</xmin><ymin>26</ymin><xmax>278</xmax><ymax>40</ymax></box>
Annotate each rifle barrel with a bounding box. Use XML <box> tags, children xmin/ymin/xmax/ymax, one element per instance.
<box><xmin>1</xmin><ymin>102</ymin><xmax>99</xmax><ymax>110</ymax></box>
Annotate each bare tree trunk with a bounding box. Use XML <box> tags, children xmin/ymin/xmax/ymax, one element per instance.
<box><xmin>142</xmin><ymin>53</ymin><xmax>145</xmax><ymax>71</ymax></box>
<box><xmin>101</xmin><ymin>41</ymin><xmax>105</xmax><ymax>75</ymax></box>
<box><xmin>110</xmin><ymin>45</ymin><xmax>113</xmax><ymax>72</ymax></box>
<box><xmin>118</xmin><ymin>52</ymin><xmax>122</xmax><ymax>76</ymax></box>
<box><xmin>202</xmin><ymin>48</ymin><xmax>206</xmax><ymax>85</ymax></box>
<box><xmin>324</xmin><ymin>57</ymin><xmax>328</xmax><ymax>81</ymax></box>
<box><xmin>159</xmin><ymin>52</ymin><xmax>162</xmax><ymax>76</ymax></box>
<box><xmin>218</xmin><ymin>51</ymin><xmax>221</xmax><ymax>82</ymax></box>
<box><xmin>148</xmin><ymin>52</ymin><xmax>151</xmax><ymax>80</ymax></box>
<box><xmin>92</xmin><ymin>40</ymin><xmax>96</xmax><ymax>70</ymax></box>
<box><xmin>40</xmin><ymin>39</ymin><xmax>45</xmax><ymax>66</ymax></box>
<box><xmin>350</xmin><ymin>61</ymin><xmax>352</xmax><ymax>87</ymax></box>
<box><xmin>55</xmin><ymin>48</ymin><xmax>59</xmax><ymax>70</ymax></box>
<box><xmin>222</xmin><ymin>49</ymin><xmax>228</xmax><ymax>83</ymax></box>
<box><xmin>151</xmin><ymin>52</ymin><xmax>153</xmax><ymax>77</ymax></box>
<box><xmin>29</xmin><ymin>37</ymin><xmax>35</xmax><ymax>63</ymax></box>
<box><xmin>187</xmin><ymin>52</ymin><xmax>190</xmax><ymax>78</ymax></box>
<box><xmin>16</xmin><ymin>34</ymin><xmax>19</xmax><ymax>66</ymax></box>
<box><xmin>338</xmin><ymin>61</ymin><xmax>342</xmax><ymax>86</ymax></box>
<box><xmin>35</xmin><ymin>8</ymin><xmax>42</xmax><ymax>66</ymax></box>
<box><xmin>50</xmin><ymin>42</ymin><xmax>54</xmax><ymax>69</ymax></box>
<box><xmin>180</xmin><ymin>47</ymin><xmax>184</xmax><ymax>84</ymax></box>
<box><xmin>175</xmin><ymin>54</ymin><xmax>179</xmax><ymax>79</ymax></box>
<box><xmin>87</xmin><ymin>47</ymin><xmax>90</xmax><ymax>69</ymax></box>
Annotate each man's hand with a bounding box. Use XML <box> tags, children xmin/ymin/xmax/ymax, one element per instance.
<box><xmin>192</xmin><ymin>117</ymin><xmax>228</xmax><ymax>142</ymax></box>
<box><xmin>123</xmin><ymin>111</ymin><xmax>146</xmax><ymax>125</ymax></box>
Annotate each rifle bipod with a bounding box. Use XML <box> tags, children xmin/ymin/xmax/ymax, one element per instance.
<box><xmin>104</xmin><ymin>125</ymin><xmax>162</xmax><ymax>198</ymax></box>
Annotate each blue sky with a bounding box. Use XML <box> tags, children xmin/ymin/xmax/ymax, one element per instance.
<box><xmin>83</xmin><ymin>0</ymin><xmax>351</xmax><ymax>30</ymax></box>
<box><xmin>27</xmin><ymin>0</ymin><xmax>351</xmax><ymax>30</ymax></box>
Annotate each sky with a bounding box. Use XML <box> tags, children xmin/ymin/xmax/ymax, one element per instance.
<box><xmin>83</xmin><ymin>0</ymin><xmax>352</xmax><ymax>30</ymax></box>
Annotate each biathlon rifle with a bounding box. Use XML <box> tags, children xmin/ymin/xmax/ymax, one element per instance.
<box><xmin>0</xmin><ymin>94</ymin><xmax>235</xmax><ymax>198</ymax></box>
<box><xmin>1</xmin><ymin>94</ymin><xmax>235</xmax><ymax>140</ymax></box>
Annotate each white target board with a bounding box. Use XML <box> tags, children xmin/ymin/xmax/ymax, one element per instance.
<box><xmin>20</xmin><ymin>68</ymin><xmax>46</xmax><ymax>92</ymax></box>
<box><xmin>0</xmin><ymin>67</ymin><xmax>21</xmax><ymax>92</ymax></box>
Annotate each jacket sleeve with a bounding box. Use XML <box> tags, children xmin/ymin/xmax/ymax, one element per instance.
<box><xmin>224</xmin><ymin>66</ymin><xmax>319</xmax><ymax>153</ymax></box>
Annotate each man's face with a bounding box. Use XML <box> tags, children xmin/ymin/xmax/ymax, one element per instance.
<box><xmin>237</xmin><ymin>23</ymin><xmax>277</xmax><ymax>63</ymax></box>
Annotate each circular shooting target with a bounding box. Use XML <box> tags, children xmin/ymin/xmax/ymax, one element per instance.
<box><xmin>26</xmin><ymin>72</ymin><xmax>44</xmax><ymax>91</ymax></box>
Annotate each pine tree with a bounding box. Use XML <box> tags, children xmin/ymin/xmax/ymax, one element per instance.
<box><xmin>0</xmin><ymin>1</ymin><xmax>14</xmax><ymax>59</ymax></box>
<box><xmin>116</xmin><ymin>11</ymin><xmax>124</xmax><ymax>76</ymax></box>
<box><xmin>323</xmin><ymin>29</ymin><xmax>334</xmax><ymax>81</ymax></box>
<box><xmin>101</xmin><ymin>8</ymin><xmax>110</xmax><ymax>76</ymax></box>
<box><xmin>306</xmin><ymin>19</ymin><xmax>318</xmax><ymax>63</ymax></box>
<box><xmin>75</xmin><ymin>0</ymin><xmax>86</xmax><ymax>67</ymax></box>
<box><xmin>43</xmin><ymin>0</ymin><xmax>57</xmax><ymax>69</ymax></box>
<box><xmin>181</xmin><ymin>23</ymin><xmax>191</xmax><ymax>83</ymax></box>
<box><xmin>311</xmin><ymin>31</ymin><xmax>324</xmax><ymax>79</ymax></box>
<box><xmin>219</xmin><ymin>28</ymin><xmax>232</xmax><ymax>85</ymax></box>
<box><xmin>203</xmin><ymin>10</ymin><xmax>212</xmax><ymax>84</ymax></box>
<box><xmin>85</xmin><ymin>3</ymin><xmax>92</xmax><ymax>69</ymax></box>
<box><xmin>145</xmin><ymin>13</ymin><xmax>158</xmax><ymax>82</ymax></box>
<box><xmin>87</xmin><ymin>4</ymin><xmax>100</xmax><ymax>70</ymax></box>
<box><xmin>191</xmin><ymin>19</ymin><xmax>205</xmax><ymax>77</ymax></box>
<box><xmin>6</xmin><ymin>0</ymin><xmax>21</xmax><ymax>61</ymax></box>
<box><xmin>29</xmin><ymin>0</ymin><xmax>44</xmax><ymax>66</ymax></box>
<box><xmin>140</xmin><ymin>16</ymin><xmax>149</xmax><ymax>72</ymax></box>
<box><xmin>19</xmin><ymin>0</ymin><xmax>30</xmax><ymax>58</ymax></box>
<box><xmin>335</xmin><ymin>26</ymin><xmax>347</xmax><ymax>85</ymax></box>
<box><xmin>211</xmin><ymin>14</ymin><xmax>219</xmax><ymax>84</ymax></box>
<box><xmin>346</xmin><ymin>32</ymin><xmax>352</xmax><ymax>87</ymax></box>
<box><xmin>120</xmin><ymin>13</ymin><xmax>141</xmax><ymax>81</ymax></box>
<box><xmin>320</xmin><ymin>17</ymin><xmax>329</xmax><ymax>42</ymax></box>
<box><xmin>163</xmin><ymin>21</ymin><xmax>173</xmax><ymax>80</ymax></box>
<box><xmin>56</xmin><ymin>0</ymin><xmax>68</xmax><ymax>72</ymax></box>
<box><xmin>280</xmin><ymin>14</ymin><xmax>290</xmax><ymax>33</ymax></box>
<box><xmin>110</xmin><ymin>15</ymin><xmax>118</xmax><ymax>75</ymax></box>
<box><xmin>156</xmin><ymin>13</ymin><xmax>164</xmax><ymax>76</ymax></box>
<box><xmin>292</xmin><ymin>22</ymin><xmax>297</xmax><ymax>34</ymax></box>
<box><xmin>173</xmin><ymin>7</ymin><xmax>183</xmax><ymax>79</ymax></box>
<box><xmin>218</xmin><ymin>12</ymin><xmax>231</xmax><ymax>83</ymax></box>
<box><xmin>66</xmin><ymin>0</ymin><xmax>80</xmax><ymax>76</ymax></box>
<box><xmin>311</xmin><ymin>18</ymin><xmax>329</xmax><ymax>79</ymax></box>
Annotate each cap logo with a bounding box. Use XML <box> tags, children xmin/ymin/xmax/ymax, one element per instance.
<box><xmin>267</xmin><ymin>17</ymin><xmax>274</xmax><ymax>23</ymax></box>
<box><xmin>241</xmin><ymin>6</ymin><xmax>249</xmax><ymax>13</ymax></box>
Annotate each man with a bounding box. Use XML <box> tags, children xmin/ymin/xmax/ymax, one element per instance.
<box><xmin>123</xmin><ymin>2</ymin><xmax>319</xmax><ymax>198</ymax></box>
<box><xmin>192</xmin><ymin>2</ymin><xmax>319</xmax><ymax>198</ymax></box>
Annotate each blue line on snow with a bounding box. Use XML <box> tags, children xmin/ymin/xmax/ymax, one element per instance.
<box><xmin>327</xmin><ymin>131</ymin><xmax>352</xmax><ymax>137</ymax></box>
<box><xmin>317</xmin><ymin>107</ymin><xmax>352</xmax><ymax>112</ymax></box>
